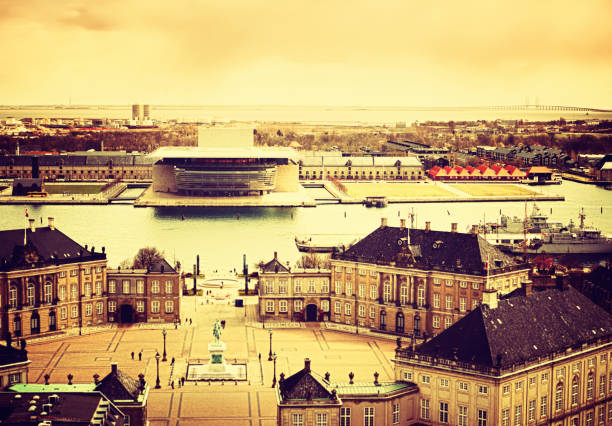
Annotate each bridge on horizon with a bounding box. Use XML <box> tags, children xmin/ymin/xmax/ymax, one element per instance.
<box><xmin>450</xmin><ymin>105</ymin><xmax>612</xmax><ymax>113</ymax></box>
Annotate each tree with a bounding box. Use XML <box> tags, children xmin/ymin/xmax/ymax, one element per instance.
<box><xmin>295</xmin><ymin>252</ymin><xmax>331</xmax><ymax>269</ymax></box>
<box><xmin>133</xmin><ymin>246</ymin><xmax>165</xmax><ymax>269</ymax></box>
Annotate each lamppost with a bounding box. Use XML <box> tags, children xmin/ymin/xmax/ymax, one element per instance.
<box><xmin>271</xmin><ymin>352</ymin><xmax>278</xmax><ymax>387</ymax></box>
<box><xmin>268</xmin><ymin>329</ymin><xmax>273</xmax><ymax>361</ymax></box>
<box><xmin>154</xmin><ymin>352</ymin><xmax>161</xmax><ymax>389</ymax></box>
<box><xmin>162</xmin><ymin>329</ymin><xmax>167</xmax><ymax>362</ymax></box>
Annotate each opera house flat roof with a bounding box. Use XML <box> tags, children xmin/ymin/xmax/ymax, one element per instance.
<box><xmin>150</xmin><ymin>146</ymin><xmax>298</xmax><ymax>160</ymax></box>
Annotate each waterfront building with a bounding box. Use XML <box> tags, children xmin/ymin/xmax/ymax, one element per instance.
<box><xmin>393</xmin><ymin>282</ymin><xmax>612</xmax><ymax>426</ymax></box>
<box><xmin>276</xmin><ymin>358</ymin><xmax>418</xmax><ymax>426</ymax></box>
<box><xmin>0</xmin><ymin>218</ymin><xmax>108</xmax><ymax>339</ymax></box>
<box><xmin>259</xmin><ymin>219</ymin><xmax>529</xmax><ymax>339</ymax></box>
<box><xmin>0</xmin><ymin>220</ymin><xmax>178</xmax><ymax>340</ymax></box>
<box><xmin>0</xmin><ymin>341</ymin><xmax>29</xmax><ymax>388</ymax></box>
<box><xmin>385</xmin><ymin>140</ymin><xmax>452</xmax><ymax>165</ymax></box>
<box><xmin>329</xmin><ymin>218</ymin><xmax>529</xmax><ymax>338</ymax></box>
<box><xmin>106</xmin><ymin>260</ymin><xmax>181</xmax><ymax>324</ymax></box>
<box><xmin>258</xmin><ymin>253</ymin><xmax>330</xmax><ymax>322</ymax></box>
<box><xmin>298</xmin><ymin>155</ymin><xmax>424</xmax><ymax>181</ymax></box>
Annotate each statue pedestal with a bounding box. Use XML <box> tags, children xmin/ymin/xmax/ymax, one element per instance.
<box><xmin>207</xmin><ymin>341</ymin><xmax>227</xmax><ymax>373</ymax></box>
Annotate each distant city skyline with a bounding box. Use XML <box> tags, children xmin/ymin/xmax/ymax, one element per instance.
<box><xmin>1</xmin><ymin>0</ymin><xmax>610</xmax><ymax>108</ymax></box>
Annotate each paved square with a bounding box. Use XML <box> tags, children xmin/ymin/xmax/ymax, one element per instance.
<box><xmin>24</xmin><ymin>297</ymin><xmax>399</xmax><ymax>425</ymax></box>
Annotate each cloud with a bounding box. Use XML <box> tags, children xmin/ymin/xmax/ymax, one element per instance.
<box><xmin>0</xmin><ymin>0</ymin><xmax>610</xmax><ymax>106</ymax></box>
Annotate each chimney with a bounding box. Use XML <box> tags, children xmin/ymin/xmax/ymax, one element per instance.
<box><xmin>111</xmin><ymin>362</ymin><xmax>118</xmax><ymax>374</ymax></box>
<box><xmin>451</xmin><ymin>223</ymin><xmax>458</xmax><ymax>233</ymax></box>
<box><xmin>521</xmin><ymin>280</ymin><xmax>533</xmax><ymax>297</ymax></box>
<box><xmin>482</xmin><ymin>289</ymin><xmax>498</xmax><ymax>309</ymax></box>
<box><xmin>471</xmin><ymin>225</ymin><xmax>479</xmax><ymax>234</ymax></box>
<box><xmin>47</xmin><ymin>217</ymin><xmax>55</xmax><ymax>230</ymax></box>
<box><xmin>274</xmin><ymin>251</ymin><xmax>278</xmax><ymax>260</ymax></box>
<box><xmin>304</xmin><ymin>358</ymin><xmax>311</xmax><ymax>372</ymax></box>
<box><xmin>29</xmin><ymin>218</ymin><xmax>35</xmax><ymax>232</ymax></box>
<box><xmin>93</xmin><ymin>374</ymin><xmax>100</xmax><ymax>385</ymax></box>
<box><xmin>373</xmin><ymin>371</ymin><xmax>379</xmax><ymax>385</ymax></box>
<box><xmin>400</xmin><ymin>218</ymin><xmax>406</xmax><ymax>230</ymax></box>
<box><xmin>425</xmin><ymin>221</ymin><xmax>431</xmax><ymax>232</ymax></box>
<box><xmin>381</xmin><ymin>217</ymin><xmax>388</xmax><ymax>228</ymax></box>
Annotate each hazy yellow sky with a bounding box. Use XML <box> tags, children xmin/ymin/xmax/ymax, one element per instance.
<box><xmin>1</xmin><ymin>0</ymin><xmax>610</xmax><ymax>107</ymax></box>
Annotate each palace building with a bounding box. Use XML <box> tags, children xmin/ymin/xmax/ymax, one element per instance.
<box><xmin>260</xmin><ymin>218</ymin><xmax>529</xmax><ymax>340</ymax></box>
<box><xmin>394</xmin><ymin>281</ymin><xmax>612</xmax><ymax>425</ymax></box>
<box><xmin>0</xmin><ymin>220</ymin><xmax>180</xmax><ymax>340</ymax></box>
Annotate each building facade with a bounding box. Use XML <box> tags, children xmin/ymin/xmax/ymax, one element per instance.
<box><xmin>277</xmin><ymin>358</ymin><xmax>418</xmax><ymax>426</ymax></box>
<box><xmin>106</xmin><ymin>260</ymin><xmax>181</xmax><ymax>324</ymax></box>
<box><xmin>394</xmin><ymin>284</ymin><xmax>612</xmax><ymax>426</ymax></box>
<box><xmin>299</xmin><ymin>155</ymin><xmax>424</xmax><ymax>181</ymax></box>
<box><xmin>0</xmin><ymin>221</ymin><xmax>179</xmax><ymax>340</ymax></box>
<box><xmin>259</xmin><ymin>253</ymin><xmax>331</xmax><ymax>322</ymax></box>
<box><xmin>0</xmin><ymin>342</ymin><xmax>29</xmax><ymax>389</ymax></box>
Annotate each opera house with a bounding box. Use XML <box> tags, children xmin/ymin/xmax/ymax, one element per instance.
<box><xmin>140</xmin><ymin>127</ymin><xmax>308</xmax><ymax>206</ymax></box>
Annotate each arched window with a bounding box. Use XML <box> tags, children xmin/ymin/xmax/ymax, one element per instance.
<box><xmin>44</xmin><ymin>281</ymin><xmax>52</xmax><ymax>303</ymax></box>
<box><xmin>30</xmin><ymin>312</ymin><xmax>40</xmax><ymax>334</ymax></box>
<box><xmin>396</xmin><ymin>312</ymin><xmax>405</xmax><ymax>333</ymax></box>
<box><xmin>9</xmin><ymin>285</ymin><xmax>17</xmax><ymax>308</ymax></box>
<box><xmin>49</xmin><ymin>311</ymin><xmax>56</xmax><ymax>331</ymax></box>
<box><xmin>555</xmin><ymin>383</ymin><xmax>564</xmax><ymax>412</ymax></box>
<box><xmin>380</xmin><ymin>310</ymin><xmax>387</xmax><ymax>331</ymax></box>
<box><xmin>571</xmin><ymin>376</ymin><xmax>579</xmax><ymax>405</ymax></box>
<box><xmin>383</xmin><ymin>281</ymin><xmax>391</xmax><ymax>303</ymax></box>
<box><xmin>27</xmin><ymin>283</ymin><xmax>35</xmax><ymax>306</ymax></box>
<box><xmin>587</xmin><ymin>373</ymin><xmax>594</xmax><ymax>400</ymax></box>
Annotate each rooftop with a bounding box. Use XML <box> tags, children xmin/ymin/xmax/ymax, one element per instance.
<box><xmin>150</xmin><ymin>146</ymin><xmax>298</xmax><ymax>161</ymax></box>
<box><xmin>397</xmin><ymin>286</ymin><xmax>612</xmax><ymax>372</ymax></box>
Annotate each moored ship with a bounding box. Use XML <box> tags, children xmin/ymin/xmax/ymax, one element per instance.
<box><xmin>295</xmin><ymin>234</ymin><xmax>363</xmax><ymax>253</ymax></box>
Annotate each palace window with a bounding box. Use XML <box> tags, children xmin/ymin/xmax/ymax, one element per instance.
<box><xmin>433</xmin><ymin>293</ymin><xmax>440</xmax><ymax>308</ymax></box>
<box><xmin>340</xmin><ymin>408</ymin><xmax>351</xmax><ymax>426</ymax></box>
<box><xmin>555</xmin><ymin>383</ymin><xmax>564</xmax><ymax>411</ymax></box>
<box><xmin>9</xmin><ymin>285</ymin><xmax>17</xmax><ymax>308</ymax></box>
<box><xmin>400</xmin><ymin>284</ymin><xmax>408</xmax><ymax>304</ymax></box>
<box><xmin>458</xmin><ymin>382</ymin><xmax>469</xmax><ymax>391</ymax></box>
<box><xmin>571</xmin><ymin>377</ymin><xmax>579</xmax><ymax>406</ymax></box>
<box><xmin>417</xmin><ymin>286</ymin><xmax>425</xmax><ymax>307</ymax></box>
<box><xmin>109</xmin><ymin>280</ymin><xmax>116</xmax><ymax>293</ymax></box>
<box><xmin>85</xmin><ymin>303</ymin><xmax>92</xmax><ymax>316</ymax></box>
<box><xmin>478</xmin><ymin>409</ymin><xmax>487</xmax><ymax>426</ymax></box>
<box><xmin>134</xmin><ymin>301</ymin><xmax>143</xmax><ymax>312</ymax></box>
<box><xmin>294</xmin><ymin>280</ymin><xmax>302</xmax><ymax>293</ymax></box>
<box><xmin>600</xmin><ymin>374</ymin><xmax>606</xmax><ymax>395</ymax></box>
<box><xmin>165</xmin><ymin>280</ymin><xmax>173</xmax><ymax>294</ymax></box>
<box><xmin>445</xmin><ymin>279</ymin><xmax>453</xmax><ymax>287</ymax></box>
<box><xmin>108</xmin><ymin>301</ymin><xmax>116</xmax><ymax>313</ymax></box>
<box><xmin>165</xmin><ymin>301</ymin><xmax>174</xmax><ymax>313</ymax></box>
<box><xmin>445</xmin><ymin>295</ymin><xmax>453</xmax><ymax>310</ymax></box>
<box><xmin>137</xmin><ymin>280</ymin><xmax>144</xmax><ymax>294</ymax></box>
<box><xmin>279</xmin><ymin>280</ymin><xmax>287</xmax><ymax>294</ymax></box>
<box><xmin>364</xmin><ymin>407</ymin><xmax>374</xmax><ymax>426</ymax></box>
<box><xmin>444</xmin><ymin>317</ymin><xmax>452</xmax><ymax>329</ymax></box>
<box><xmin>359</xmin><ymin>284</ymin><xmax>365</xmax><ymax>298</ymax></box>
<box><xmin>359</xmin><ymin>305</ymin><xmax>365</xmax><ymax>317</ymax></box>
<box><xmin>587</xmin><ymin>373</ymin><xmax>594</xmax><ymax>400</ymax></box>
<box><xmin>379</xmin><ymin>282</ymin><xmax>389</xmax><ymax>303</ymax></box>
<box><xmin>44</xmin><ymin>281</ymin><xmax>53</xmax><ymax>303</ymax></box>
<box><xmin>294</xmin><ymin>300</ymin><xmax>303</xmax><ymax>312</ymax></box>
<box><xmin>335</xmin><ymin>281</ymin><xmax>342</xmax><ymax>294</ymax></box>
<box><xmin>529</xmin><ymin>399</ymin><xmax>536</xmax><ymax>422</ymax></box>
<box><xmin>316</xmin><ymin>413</ymin><xmax>327</xmax><ymax>426</ymax></box>
<box><xmin>321</xmin><ymin>300</ymin><xmax>329</xmax><ymax>312</ymax></box>
<box><xmin>97</xmin><ymin>302</ymin><xmax>103</xmax><ymax>314</ymax></box>
<box><xmin>433</xmin><ymin>315</ymin><xmax>440</xmax><ymax>329</ymax></box>
<box><xmin>420</xmin><ymin>399</ymin><xmax>430</xmax><ymax>420</ymax></box>
<box><xmin>266</xmin><ymin>301</ymin><xmax>274</xmax><ymax>313</ymax></box>
<box><xmin>279</xmin><ymin>300</ymin><xmax>288</xmax><ymax>312</ymax></box>
<box><xmin>85</xmin><ymin>283</ymin><xmax>91</xmax><ymax>297</ymax></box>
<box><xmin>502</xmin><ymin>409</ymin><xmax>509</xmax><ymax>426</ymax></box>
<box><xmin>27</xmin><ymin>283</ymin><xmax>35</xmax><ymax>306</ymax></box>
<box><xmin>151</xmin><ymin>280</ymin><xmax>160</xmax><ymax>294</ymax></box>
<box><xmin>151</xmin><ymin>301</ymin><xmax>160</xmax><ymax>313</ymax></box>
<box><xmin>71</xmin><ymin>305</ymin><xmax>78</xmax><ymax>318</ymax></box>
<box><xmin>321</xmin><ymin>280</ymin><xmax>329</xmax><ymax>293</ymax></box>
<box><xmin>292</xmin><ymin>413</ymin><xmax>303</xmax><ymax>426</ymax></box>
<box><xmin>369</xmin><ymin>306</ymin><xmax>375</xmax><ymax>318</ymax></box>
<box><xmin>479</xmin><ymin>385</ymin><xmax>489</xmax><ymax>395</ymax></box>
<box><xmin>460</xmin><ymin>297</ymin><xmax>466</xmax><ymax>312</ymax></box>
<box><xmin>345</xmin><ymin>303</ymin><xmax>351</xmax><ymax>316</ymax></box>
<box><xmin>70</xmin><ymin>284</ymin><xmax>78</xmax><ymax>300</ymax></box>
<box><xmin>60</xmin><ymin>307</ymin><xmax>67</xmax><ymax>319</ymax></box>
<box><xmin>346</xmin><ymin>282</ymin><xmax>352</xmax><ymax>296</ymax></box>
<box><xmin>540</xmin><ymin>395</ymin><xmax>547</xmax><ymax>418</ymax></box>
<box><xmin>458</xmin><ymin>406</ymin><xmax>468</xmax><ymax>426</ymax></box>
<box><xmin>96</xmin><ymin>281</ymin><xmax>102</xmax><ymax>295</ymax></box>
<box><xmin>334</xmin><ymin>302</ymin><xmax>341</xmax><ymax>314</ymax></box>
<box><xmin>370</xmin><ymin>285</ymin><xmax>377</xmax><ymax>300</ymax></box>
<box><xmin>514</xmin><ymin>405</ymin><xmax>522</xmax><ymax>426</ymax></box>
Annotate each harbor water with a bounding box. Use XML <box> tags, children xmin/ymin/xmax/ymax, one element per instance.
<box><xmin>0</xmin><ymin>181</ymin><xmax>610</xmax><ymax>271</ymax></box>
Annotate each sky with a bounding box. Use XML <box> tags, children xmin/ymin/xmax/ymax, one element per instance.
<box><xmin>0</xmin><ymin>0</ymin><xmax>611</xmax><ymax>108</ymax></box>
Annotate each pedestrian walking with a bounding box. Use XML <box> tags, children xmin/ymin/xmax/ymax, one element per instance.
<box><xmin>189</xmin><ymin>318</ymin><xmax>192</xmax><ymax>325</ymax></box>
<box><xmin>131</xmin><ymin>351</ymin><xmax>134</xmax><ymax>360</ymax></box>
<box><xmin>258</xmin><ymin>353</ymin><xmax>261</xmax><ymax>362</ymax></box>
<box><xmin>181</xmin><ymin>377</ymin><xmax>185</xmax><ymax>386</ymax></box>
<box><xmin>171</xmin><ymin>381</ymin><xmax>174</xmax><ymax>389</ymax></box>
<box><xmin>171</xmin><ymin>357</ymin><xmax>175</xmax><ymax>366</ymax></box>
<box><xmin>138</xmin><ymin>351</ymin><xmax>142</xmax><ymax>361</ymax></box>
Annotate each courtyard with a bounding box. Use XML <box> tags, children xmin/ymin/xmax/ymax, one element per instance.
<box><xmin>24</xmin><ymin>297</ymin><xmax>398</xmax><ymax>425</ymax></box>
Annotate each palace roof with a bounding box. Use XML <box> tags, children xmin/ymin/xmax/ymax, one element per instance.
<box><xmin>404</xmin><ymin>287</ymin><xmax>612</xmax><ymax>369</ymax></box>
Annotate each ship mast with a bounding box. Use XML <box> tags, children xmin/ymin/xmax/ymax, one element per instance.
<box><xmin>523</xmin><ymin>201</ymin><xmax>527</xmax><ymax>258</ymax></box>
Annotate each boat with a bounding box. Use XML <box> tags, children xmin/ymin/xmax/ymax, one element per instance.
<box><xmin>364</xmin><ymin>196</ymin><xmax>388</xmax><ymax>207</ymax></box>
<box><xmin>295</xmin><ymin>234</ymin><xmax>363</xmax><ymax>253</ymax></box>
<box><xmin>479</xmin><ymin>207</ymin><xmax>612</xmax><ymax>255</ymax></box>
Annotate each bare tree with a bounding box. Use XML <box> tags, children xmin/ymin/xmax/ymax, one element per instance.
<box><xmin>133</xmin><ymin>246</ymin><xmax>165</xmax><ymax>269</ymax></box>
<box><xmin>295</xmin><ymin>252</ymin><xmax>331</xmax><ymax>269</ymax></box>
